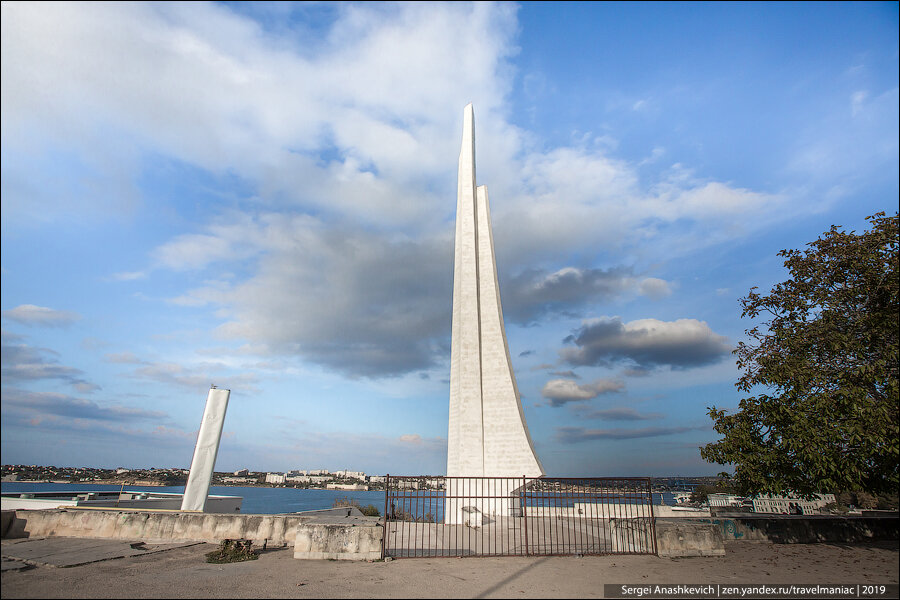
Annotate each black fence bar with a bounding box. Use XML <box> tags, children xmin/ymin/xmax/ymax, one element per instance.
<box><xmin>382</xmin><ymin>476</ymin><xmax>657</xmax><ymax>559</ymax></box>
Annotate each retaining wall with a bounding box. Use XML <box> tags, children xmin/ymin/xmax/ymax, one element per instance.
<box><xmin>294</xmin><ymin>523</ymin><xmax>383</xmax><ymax>560</ymax></box>
<box><xmin>4</xmin><ymin>509</ymin><xmax>895</xmax><ymax>561</ymax></box>
<box><xmin>655</xmin><ymin>519</ymin><xmax>725</xmax><ymax>557</ymax></box>
<box><xmin>674</xmin><ymin>515</ymin><xmax>899</xmax><ymax>544</ymax></box>
<box><xmin>3</xmin><ymin>508</ymin><xmax>307</xmax><ymax>547</ymax></box>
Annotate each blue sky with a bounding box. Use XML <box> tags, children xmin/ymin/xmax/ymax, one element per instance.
<box><xmin>2</xmin><ymin>1</ymin><xmax>897</xmax><ymax>476</ymax></box>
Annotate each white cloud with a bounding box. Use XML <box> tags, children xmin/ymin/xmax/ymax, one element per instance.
<box><xmin>1</xmin><ymin>305</ymin><xmax>80</xmax><ymax>327</ymax></box>
<box><xmin>2</xmin><ymin>1</ymin><xmax>792</xmax><ymax>383</ymax></box>
<box><xmin>503</xmin><ymin>266</ymin><xmax>670</xmax><ymax>323</ymax></box>
<box><xmin>541</xmin><ymin>378</ymin><xmax>625</xmax><ymax>406</ymax></box>
<box><xmin>561</xmin><ymin>317</ymin><xmax>732</xmax><ymax>370</ymax></box>
<box><xmin>1</xmin><ymin>2</ymin><xmax>519</xmax><ymax>228</ymax></box>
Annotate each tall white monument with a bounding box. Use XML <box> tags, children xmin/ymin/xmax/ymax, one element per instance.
<box><xmin>181</xmin><ymin>386</ymin><xmax>230</xmax><ymax>512</ymax></box>
<box><xmin>446</xmin><ymin>104</ymin><xmax>544</xmax><ymax>484</ymax></box>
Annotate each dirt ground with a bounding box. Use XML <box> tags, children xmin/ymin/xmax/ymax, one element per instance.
<box><xmin>2</xmin><ymin>540</ymin><xmax>898</xmax><ymax>599</ymax></box>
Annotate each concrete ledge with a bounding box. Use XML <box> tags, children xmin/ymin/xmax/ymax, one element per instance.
<box><xmin>3</xmin><ymin>509</ymin><xmax>307</xmax><ymax>547</ymax></box>
<box><xmin>3</xmin><ymin>508</ymin><xmax>384</xmax><ymax>560</ymax></box>
<box><xmin>672</xmin><ymin>515</ymin><xmax>899</xmax><ymax>544</ymax></box>
<box><xmin>293</xmin><ymin>523</ymin><xmax>383</xmax><ymax>561</ymax></box>
<box><xmin>655</xmin><ymin>519</ymin><xmax>725</xmax><ymax>557</ymax></box>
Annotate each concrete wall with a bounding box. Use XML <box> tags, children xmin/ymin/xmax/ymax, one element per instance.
<box><xmin>674</xmin><ymin>515</ymin><xmax>899</xmax><ymax>544</ymax></box>
<box><xmin>655</xmin><ymin>519</ymin><xmax>725</xmax><ymax>557</ymax></box>
<box><xmin>3</xmin><ymin>507</ymin><xmax>384</xmax><ymax>561</ymax></box>
<box><xmin>3</xmin><ymin>509</ymin><xmax>306</xmax><ymax>547</ymax></box>
<box><xmin>5</xmin><ymin>509</ymin><xmax>895</xmax><ymax>561</ymax></box>
<box><xmin>294</xmin><ymin>523</ymin><xmax>382</xmax><ymax>560</ymax></box>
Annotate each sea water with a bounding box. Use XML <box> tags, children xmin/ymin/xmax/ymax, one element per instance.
<box><xmin>1</xmin><ymin>482</ymin><xmax>385</xmax><ymax>515</ymax></box>
<box><xmin>2</xmin><ymin>482</ymin><xmax>676</xmax><ymax>515</ymax></box>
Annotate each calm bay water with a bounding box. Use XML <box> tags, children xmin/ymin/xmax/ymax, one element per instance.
<box><xmin>2</xmin><ymin>482</ymin><xmax>676</xmax><ymax>514</ymax></box>
<box><xmin>1</xmin><ymin>482</ymin><xmax>386</xmax><ymax>515</ymax></box>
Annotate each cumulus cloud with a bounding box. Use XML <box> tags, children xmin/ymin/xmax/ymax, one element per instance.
<box><xmin>560</xmin><ymin>317</ymin><xmax>731</xmax><ymax>370</ymax></box>
<box><xmin>1</xmin><ymin>1</ymin><xmax>519</xmax><ymax>227</ymax></box>
<box><xmin>2</xmin><ymin>2</ymin><xmax>785</xmax><ymax>383</ymax></box>
<box><xmin>1</xmin><ymin>305</ymin><xmax>80</xmax><ymax>327</ymax></box>
<box><xmin>168</xmin><ymin>215</ymin><xmax>454</xmax><ymax>377</ymax></box>
<box><xmin>556</xmin><ymin>424</ymin><xmax>708</xmax><ymax>443</ymax></box>
<box><xmin>541</xmin><ymin>378</ymin><xmax>625</xmax><ymax>406</ymax></box>
<box><xmin>503</xmin><ymin>267</ymin><xmax>671</xmax><ymax>323</ymax></box>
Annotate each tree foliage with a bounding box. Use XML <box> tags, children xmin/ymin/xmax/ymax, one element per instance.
<box><xmin>701</xmin><ymin>212</ymin><xmax>899</xmax><ymax>498</ymax></box>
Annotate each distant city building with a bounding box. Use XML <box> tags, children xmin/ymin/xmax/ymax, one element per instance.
<box><xmin>233</xmin><ymin>469</ymin><xmax>249</xmax><ymax>476</ymax></box>
<box><xmin>265</xmin><ymin>472</ymin><xmax>286</xmax><ymax>484</ymax></box>
<box><xmin>286</xmin><ymin>475</ymin><xmax>329</xmax><ymax>484</ymax></box>
<box><xmin>222</xmin><ymin>476</ymin><xmax>256</xmax><ymax>484</ymax></box>
<box><xmin>326</xmin><ymin>483</ymin><xmax>368</xmax><ymax>491</ymax></box>
<box><xmin>752</xmin><ymin>493</ymin><xmax>835</xmax><ymax>514</ymax></box>
<box><xmin>115</xmin><ymin>468</ymin><xmax>130</xmax><ymax>475</ymax></box>
<box><xmin>334</xmin><ymin>470</ymin><xmax>365</xmax><ymax>479</ymax></box>
<box><xmin>707</xmin><ymin>494</ymin><xmax>747</xmax><ymax>508</ymax></box>
<box><xmin>368</xmin><ymin>476</ymin><xmax>386</xmax><ymax>483</ymax></box>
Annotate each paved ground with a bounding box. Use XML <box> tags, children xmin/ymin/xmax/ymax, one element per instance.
<box><xmin>1</xmin><ymin>537</ymin><xmax>897</xmax><ymax>598</ymax></box>
<box><xmin>1</xmin><ymin>538</ymin><xmax>202</xmax><ymax>568</ymax></box>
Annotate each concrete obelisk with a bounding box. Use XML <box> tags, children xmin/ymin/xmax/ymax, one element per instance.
<box><xmin>181</xmin><ymin>386</ymin><xmax>230</xmax><ymax>512</ymax></box>
<box><xmin>447</xmin><ymin>104</ymin><xmax>543</xmax><ymax>502</ymax></box>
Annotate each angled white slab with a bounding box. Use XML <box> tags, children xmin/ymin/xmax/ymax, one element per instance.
<box><xmin>181</xmin><ymin>387</ymin><xmax>230</xmax><ymax>512</ymax></box>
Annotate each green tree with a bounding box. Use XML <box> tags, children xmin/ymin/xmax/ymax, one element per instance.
<box><xmin>701</xmin><ymin>212</ymin><xmax>898</xmax><ymax>498</ymax></box>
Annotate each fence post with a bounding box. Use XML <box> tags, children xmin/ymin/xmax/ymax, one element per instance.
<box><xmin>522</xmin><ymin>475</ymin><xmax>530</xmax><ymax>556</ymax></box>
<box><xmin>381</xmin><ymin>474</ymin><xmax>390</xmax><ymax>560</ymax></box>
<box><xmin>648</xmin><ymin>478</ymin><xmax>658</xmax><ymax>556</ymax></box>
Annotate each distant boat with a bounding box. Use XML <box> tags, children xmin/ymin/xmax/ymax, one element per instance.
<box><xmin>1</xmin><ymin>489</ymin><xmax>241</xmax><ymax>513</ymax></box>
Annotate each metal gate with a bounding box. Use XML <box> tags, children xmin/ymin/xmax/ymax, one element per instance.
<box><xmin>381</xmin><ymin>476</ymin><xmax>657</xmax><ymax>558</ymax></box>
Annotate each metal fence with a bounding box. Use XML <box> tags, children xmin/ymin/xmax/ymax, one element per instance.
<box><xmin>382</xmin><ymin>476</ymin><xmax>657</xmax><ymax>559</ymax></box>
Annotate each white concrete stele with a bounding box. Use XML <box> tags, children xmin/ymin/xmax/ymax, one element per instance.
<box><xmin>181</xmin><ymin>387</ymin><xmax>230</xmax><ymax>512</ymax></box>
<box><xmin>446</xmin><ymin>104</ymin><xmax>543</xmax><ymax>523</ymax></box>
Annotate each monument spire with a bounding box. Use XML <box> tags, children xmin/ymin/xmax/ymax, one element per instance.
<box><xmin>447</xmin><ymin>104</ymin><xmax>544</xmax><ymax>479</ymax></box>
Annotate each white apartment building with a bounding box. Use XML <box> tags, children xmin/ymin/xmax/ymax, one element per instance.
<box><xmin>707</xmin><ymin>493</ymin><xmax>747</xmax><ymax>508</ymax></box>
<box><xmin>286</xmin><ymin>475</ymin><xmax>329</xmax><ymax>484</ymax></box>
<box><xmin>265</xmin><ymin>472</ymin><xmax>286</xmax><ymax>484</ymax></box>
<box><xmin>334</xmin><ymin>470</ymin><xmax>366</xmax><ymax>479</ymax></box>
<box><xmin>222</xmin><ymin>476</ymin><xmax>256</xmax><ymax>484</ymax></box>
<box><xmin>326</xmin><ymin>483</ymin><xmax>368</xmax><ymax>491</ymax></box>
<box><xmin>752</xmin><ymin>493</ymin><xmax>835</xmax><ymax>514</ymax></box>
